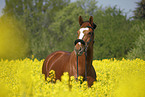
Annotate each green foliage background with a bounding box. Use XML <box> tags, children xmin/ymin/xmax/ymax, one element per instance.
<box><xmin>0</xmin><ymin>0</ymin><xmax>145</xmax><ymax>60</ymax></box>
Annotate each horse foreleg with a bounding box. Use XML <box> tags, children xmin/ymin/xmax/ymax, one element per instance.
<box><xmin>87</xmin><ymin>76</ymin><xmax>96</xmax><ymax>87</ymax></box>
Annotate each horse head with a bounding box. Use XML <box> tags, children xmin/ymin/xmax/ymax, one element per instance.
<box><xmin>74</xmin><ymin>16</ymin><xmax>96</xmax><ymax>56</ymax></box>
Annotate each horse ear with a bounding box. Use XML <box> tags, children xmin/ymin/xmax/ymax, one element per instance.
<box><xmin>89</xmin><ymin>16</ymin><xmax>93</xmax><ymax>25</ymax></box>
<box><xmin>79</xmin><ymin>16</ymin><xmax>83</xmax><ymax>26</ymax></box>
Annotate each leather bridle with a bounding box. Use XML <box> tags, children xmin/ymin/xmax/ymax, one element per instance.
<box><xmin>74</xmin><ymin>26</ymin><xmax>94</xmax><ymax>81</ymax></box>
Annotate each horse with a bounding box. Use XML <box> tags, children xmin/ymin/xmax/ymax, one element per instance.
<box><xmin>42</xmin><ymin>16</ymin><xmax>97</xmax><ymax>87</ymax></box>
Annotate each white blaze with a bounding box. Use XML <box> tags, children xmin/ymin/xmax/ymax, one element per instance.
<box><xmin>78</xmin><ymin>28</ymin><xmax>89</xmax><ymax>45</ymax></box>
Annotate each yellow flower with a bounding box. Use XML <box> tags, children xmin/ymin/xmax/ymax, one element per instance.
<box><xmin>0</xmin><ymin>58</ymin><xmax>144</xmax><ymax>97</ymax></box>
<box><xmin>31</xmin><ymin>55</ymin><xmax>34</xmax><ymax>59</ymax></box>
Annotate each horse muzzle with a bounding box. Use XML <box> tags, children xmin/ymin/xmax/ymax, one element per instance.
<box><xmin>74</xmin><ymin>39</ymin><xmax>85</xmax><ymax>56</ymax></box>
<box><xmin>74</xmin><ymin>47</ymin><xmax>84</xmax><ymax>56</ymax></box>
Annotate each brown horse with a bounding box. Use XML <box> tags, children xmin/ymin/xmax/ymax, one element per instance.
<box><xmin>42</xmin><ymin>16</ymin><xmax>97</xmax><ymax>87</ymax></box>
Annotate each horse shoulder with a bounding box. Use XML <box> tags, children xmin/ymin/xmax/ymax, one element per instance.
<box><xmin>42</xmin><ymin>51</ymin><xmax>71</xmax><ymax>79</ymax></box>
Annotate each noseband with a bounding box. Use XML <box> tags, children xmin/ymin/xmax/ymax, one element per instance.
<box><xmin>74</xmin><ymin>26</ymin><xmax>94</xmax><ymax>81</ymax></box>
<box><xmin>74</xmin><ymin>39</ymin><xmax>85</xmax><ymax>45</ymax></box>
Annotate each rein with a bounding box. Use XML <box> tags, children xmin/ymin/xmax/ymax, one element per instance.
<box><xmin>75</xmin><ymin>26</ymin><xmax>94</xmax><ymax>81</ymax></box>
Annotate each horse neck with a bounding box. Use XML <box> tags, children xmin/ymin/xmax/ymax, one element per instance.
<box><xmin>86</xmin><ymin>43</ymin><xmax>93</xmax><ymax>64</ymax></box>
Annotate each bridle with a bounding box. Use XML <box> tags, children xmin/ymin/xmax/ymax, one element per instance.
<box><xmin>74</xmin><ymin>26</ymin><xmax>94</xmax><ymax>46</ymax></box>
<box><xmin>74</xmin><ymin>25</ymin><xmax>94</xmax><ymax>81</ymax></box>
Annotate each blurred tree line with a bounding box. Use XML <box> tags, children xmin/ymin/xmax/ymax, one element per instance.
<box><xmin>1</xmin><ymin>0</ymin><xmax>145</xmax><ymax>60</ymax></box>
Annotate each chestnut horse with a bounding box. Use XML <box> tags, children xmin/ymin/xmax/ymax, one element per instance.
<box><xmin>42</xmin><ymin>16</ymin><xmax>97</xmax><ymax>87</ymax></box>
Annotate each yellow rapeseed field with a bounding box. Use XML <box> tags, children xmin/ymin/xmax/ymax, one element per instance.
<box><xmin>0</xmin><ymin>58</ymin><xmax>145</xmax><ymax>97</ymax></box>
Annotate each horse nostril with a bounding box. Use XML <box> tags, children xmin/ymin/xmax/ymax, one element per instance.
<box><xmin>74</xmin><ymin>46</ymin><xmax>81</xmax><ymax>52</ymax></box>
<box><xmin>79</xmin><ymin>47</ymin><xmax>82</xmax><ymax>51</ymax></box>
